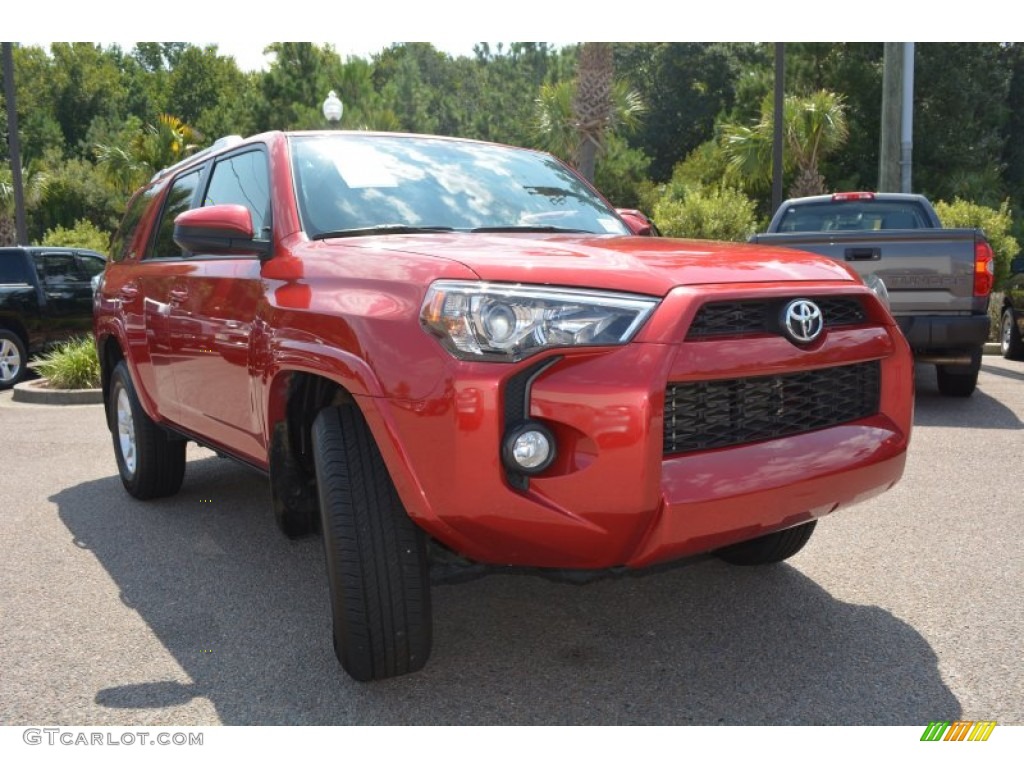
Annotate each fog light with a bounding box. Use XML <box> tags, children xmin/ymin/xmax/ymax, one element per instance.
<box><xmin>502</xmin><ymin>422</ymin><xmax>556</xmax><ymax>474</ymax></box>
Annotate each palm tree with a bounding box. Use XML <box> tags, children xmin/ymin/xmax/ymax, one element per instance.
<box><xmin>723</xmin><ymin>90</ymin><xmax>849</xmax><ymax>197</ymax></box>
<box><xmin>534</xmin><ymin>47</ymin><xmax>645</xmax><ymax>180</ymax></box>
<box><xmin>0</xmin><ymin>166</ymin><xmax>50</xmax><ymax>246</ymax></box>
<box><xmin>96</xmin><ymin>114</ymin><xmax>201</xmax><ymax>192</ymax></box>
<box><xmin>573</xmin><ymin>42</ymin><xmax>614</xmax><ymax>182</ymax></box>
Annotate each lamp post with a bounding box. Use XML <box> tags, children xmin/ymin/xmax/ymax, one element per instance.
<box><xmin>322</xmin><ymin>90</ymin><xmax>343</xmax><ymax>127</ymax></box>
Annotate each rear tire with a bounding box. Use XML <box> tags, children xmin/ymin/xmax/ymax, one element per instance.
<box><xmin>715</xmin><ymin>521</ymin><xmax>817</xmax><ymax>565</ymax></box>
<box><xmin>109</xmin><ymin>361</ymin><xmax>186</xmax><ymax>499</ymax></box>
<box><xmin>1001</xmin><ymin>309</ymin><xmax>1024</xmax><ymax>360</ymax></box>
<box><xmin>0</xmin><ymin>329</ymin><xmax>28</xmax><ymax>390</ymax></box>
<box><xmin>312</xmin><ymin>405</ymin><xmax>432</xmax><ymax>681</ymax></box>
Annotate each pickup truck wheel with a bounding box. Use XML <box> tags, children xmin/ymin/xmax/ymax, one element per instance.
<box><xmin>715</xmin><ymin>520</ymin><xmax>816</xmax><ymax>565</ymax></box>
<box><xmin>311</xmin><ymin>405</ymin><xmax>432</xmax><ymax>681</ymax></box>
<box><xmin>109</xmin><ymin>361</ymin><xmax>186</xmax><ymax>499</ymax></box>
<box><xmin>935</xmin><ymin>362</ymin><xmax>980</xmax><ymax>398</ymax></box>
<box><xmin>0</xmin><ymin>330</ymin><xmax>27</xmax><ymax>390</ymax></box>
<box><xmin>1001</xmin><ymin>309</ymin><xmax>1024</xmax><ymax>360</ymax></box>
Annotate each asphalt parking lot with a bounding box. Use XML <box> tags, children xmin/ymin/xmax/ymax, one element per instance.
<box><xmin>1</xmin><ymin>360</ymin><xmax>1022</xmax><ymax>725</ymax></box>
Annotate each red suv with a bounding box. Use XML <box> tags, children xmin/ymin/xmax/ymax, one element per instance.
<box><xmin>94</xmin><ymin>131</ymin><xmax>913</xmax><ymax>681</ymax></box>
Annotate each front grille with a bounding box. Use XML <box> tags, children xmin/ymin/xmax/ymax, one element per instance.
<box><xmin>663</xmin><ymin>361</ymin><xmax>880</xmax><ymax>455</ymax></box>
<box><xmin>686</xmin><ymin>297</ymin><xmax>866</xmax><ymax>339</ymax></box>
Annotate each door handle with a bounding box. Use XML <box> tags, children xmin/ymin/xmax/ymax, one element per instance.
<box><xmin>119</xmin><ymin>283</ymin><xmax>139</xmax><ymax>300</ymax></box>
<box><xmin>844</xmin><ymin>248</ymin><xmax>881</xmax><ymax>261</ymax></box>
<box><xmin>169</xmin><ymin>288</ymin><xmax>189</xmax><ymax>304</ymax></box>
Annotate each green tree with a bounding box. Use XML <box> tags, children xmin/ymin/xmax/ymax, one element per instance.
<box><xmin>653</xmin><ymin>185</ymin><xmax>759</xmax><ymax>241</ymax></box>
<box><xmin>934</xmin><ymin>198</ymin><xmax>1020</xmax><ymax>287</ymax></box>
<box><xmin>533</xmin><ymin>78</ymin><xmax>645</xmax><ymax>174</ymax></box>
<box><xmin>614</xmin><ymin>42</ymin><xmax>768</xmax><ymax>183</ymax></box>
<box><xmin>722</xmin><ymin>90</ymin><xmax>849</xmax><ymax>198</ymax></box>
<box><xmin>39</xmin><ymin>218</ymin><xmax>111</xmax><ymax>255</ymax></box>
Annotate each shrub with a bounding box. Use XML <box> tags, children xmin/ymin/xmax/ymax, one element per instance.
<box><xmin>40</xmin><ymin>218</ymin><xmax>111</xmax><ymax>257</ymax></box>
<box><xmin>34</xmin><ymin>336</ymin><xmax>101</xmax><ymax>390</ymax></box>
<box><xmin>653</xmin><ymin>185</ymin><xmax>758</xmax><ymax>242</ymax></box>
<box><xmin>933</xmin><ymin>198</ymin><xmax>1020</xmax><ymax>288</ymax></box>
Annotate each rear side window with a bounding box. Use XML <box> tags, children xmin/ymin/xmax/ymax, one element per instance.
<box><xmin>35</xmin><ymin>252</ymin><xmax>86</xmax><ymax>285</ymax></box>
<box><xmin>148</xmin><ymin>170</ymin><xmax>203</xmax><ymax>259</ymax></box>
<box><xmin>76</xmin><ymin>252</ymin><xmax>106</xmax><ymax>277</ymax></box>
<box><xmin>0</xmin><ymin>253</ymin><xmax>30</xmax><ymax>284</ymax></box>
<box><xmin>110</xmin><ymin>187</ymin><xmax>159</xmax><ymax>263</ymax></box>
<box><xmin>203</xmin><ymin>149</ymin><xmax>271</xmax><ymax>242</ymax></box>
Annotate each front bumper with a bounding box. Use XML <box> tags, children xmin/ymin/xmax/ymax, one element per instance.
<box><xmin>361</xmin><ymin>283</ymin><xmax>914</xmax><ymax>570</ymax></box>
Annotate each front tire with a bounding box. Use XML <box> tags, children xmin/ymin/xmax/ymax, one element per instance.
<box><xmin>1001</xmin><ymin>309</ymin><xmax>1024</xmax><ymax>360</ymax></box>
<box><xmin>715</xmin><ymin>520</ymin><xmax>817</xmax><ymax>565</ymax></box>
<box><xmin>312</xmin><ymin>405</ymin><xmax>432</xmax><ymax>681</ymax></box>
<box><xmin>108</xmin><ymin>361</ymin><xmax>186</xmax><ymax>499</ymax></box>
<box><xmin>0</xmin><ymin>329</ymin><xmax>28</xmax><ymax>390</ymax></box>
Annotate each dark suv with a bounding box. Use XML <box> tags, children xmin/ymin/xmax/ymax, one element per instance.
<box><xmin>0</xmin><ymin>246</ymin><xmax>106</xmax><ymax>388</ymax></box>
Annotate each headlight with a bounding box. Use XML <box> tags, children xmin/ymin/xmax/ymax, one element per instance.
<box><xmin>863</xmin><ymin>273</ymin><xmax>890</xmax><ymax>310</ymax></box>
<box><xmin>420</xmin><ymin>280</ymin><xmax>659</xmax><ymax>362</ymax></box>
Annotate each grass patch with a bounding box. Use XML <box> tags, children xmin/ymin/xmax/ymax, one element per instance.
<box><xmin>35</xmin><ymin>336</ymin><xmax>101</xmax><ymax>390</ymax></box>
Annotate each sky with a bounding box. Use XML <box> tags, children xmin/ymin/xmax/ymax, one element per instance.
<box><xmin>5</xmin><ymin>1</ymin><xmax>1001</xmax><ymax>52</ymax></box>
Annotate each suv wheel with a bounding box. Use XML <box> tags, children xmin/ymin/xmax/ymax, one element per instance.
<box><xmin>715</xmin><ymin>520</ymin><xmax>817</xmax><ymax>565</ymax></box>
<box><xmin>0</xmin><ymin>330</ymin><xmax>27</xmax><ymax>390</ymax></box>
<box><xmin>109</xmin><ymin>361</ymin><xmax>186</xmax><ymax>499</ymax></box>
<box><xmin>312</xmin><ymin>405</ymin><xmax>432</xmax><ymax>681</ymax></box>
<box><xmin>1001</xmin><ymin>309</ymin><xmax>1024</xmax><ymax>360</ymax></box>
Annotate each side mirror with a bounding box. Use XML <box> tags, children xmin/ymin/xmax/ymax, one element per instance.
<box><xmin>616</xmin><ymin>208</ymin><xmax>659</xmax><ymax>237</ymax></box>
<box><xmin>173</xmin><ymin>204</ymin><xmax>271</xmax><ymax>257</ymax></box>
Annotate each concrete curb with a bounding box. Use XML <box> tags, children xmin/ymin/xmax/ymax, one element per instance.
<box><xmin>12</xmin><ymin>379</ymin><xmax>103</xmax><ymax>405</ymax></box>
<box><xmin>983</xmin><ymin>342</ymin><xmax>1001</xmax><ymax>356</ymax></box>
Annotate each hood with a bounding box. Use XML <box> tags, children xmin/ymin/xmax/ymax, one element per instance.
<box><xmin>341</xmin><ymin>233</ymin><xmax>858</xmax><ymax>296</ymax></box>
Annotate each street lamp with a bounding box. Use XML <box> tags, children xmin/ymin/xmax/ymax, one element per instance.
<box><xmin>322</xmin><ymin>90</ymin><xmax>343</xmax><ymax>127</ymax></box>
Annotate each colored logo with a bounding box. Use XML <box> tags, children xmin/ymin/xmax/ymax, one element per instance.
<box><xmin>920</xmin><ymin>721</ymin><xmax>996</xmax><ymax>742</ymax></box>
<box><xmin>781</xmin><ymin>299</ymin><xmax>824</xmax><ymax>344</ymax></box>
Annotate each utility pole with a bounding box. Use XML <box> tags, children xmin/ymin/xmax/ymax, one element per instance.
<box><xmin>772</xmin><ymin>43</ymin><xmax>784</xmax><ymax>215</ymax></box>
<box><xmin>900</xmin><ymin>43</ymin><xmax>915</xmax><ymax>193</ymax></box>
<box><xmin>878</xmin><ymin>42</ymin><xmax>904</xmax><ymax>193</ymax></box>
<box><xmin>2</xmin><ymin>42</ymin><xmax>28</xmax><ymax>245</ymax></box>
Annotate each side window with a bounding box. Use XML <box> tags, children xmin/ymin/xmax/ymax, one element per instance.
<box><xmin>203</xmin><ymin>150</ymin><xmax>271</xmax><ymax>241</ymax></box>
<box><xmin>35</xmin><ymin>253</ymin><xmax>85</xmax><ymax>285</ymax></box>
<box><xmin>148</xmin><ymin>170</ymin><xmax>202</xmax><ymax>259</ymax></box>
<box><xmin>109</xmin><ymin>186</ymin><xmax>158</xmax><ymax>263</ymax></box>
<box><xmin>0</xmin><ymin>254</ymin><xmax>30</xmax><ymax>284</ymax></box>
<box><xmin>76</xmin><ymin>253</ymin><xmax>106</xmax><ymax>278</ymax></box>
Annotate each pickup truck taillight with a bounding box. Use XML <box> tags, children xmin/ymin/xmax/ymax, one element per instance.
<box><xmin>974</xmin><ymin>239</ymin><xmax>994</xmax><ymax>296</ymax></box>
<box><xmin>831</xmin><ymin>191</ymin><xmax>876</xmax><ymax>202</ymax></box>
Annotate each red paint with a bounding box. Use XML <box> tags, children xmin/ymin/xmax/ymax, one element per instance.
<box><xmin>96</xmin><ymin>131</ymin><xmax>914</xmax><ymax>570</ymax></box>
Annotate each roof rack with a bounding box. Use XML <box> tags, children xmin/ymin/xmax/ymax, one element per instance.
<box><xmin>149</xmin><ymin>135</ymin><xmax>245</xmax><ymax>183</ymax></box>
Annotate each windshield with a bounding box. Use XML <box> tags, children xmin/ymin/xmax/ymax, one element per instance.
<box><xmin>288</xmin><ymin>133</ymin><xmax>629</xmax><ymax>238</ymax></box>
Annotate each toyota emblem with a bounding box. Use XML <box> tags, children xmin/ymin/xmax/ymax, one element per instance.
<box><xmin>781</xmin><ymin>299</ymin><xmax>824</xmax><ymax>344</ymax></box>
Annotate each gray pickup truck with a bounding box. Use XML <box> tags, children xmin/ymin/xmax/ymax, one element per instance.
<box><xmin>751</xmin><ymin>192</ymin><xmax>994</xmax><ymax>397</ymax></box>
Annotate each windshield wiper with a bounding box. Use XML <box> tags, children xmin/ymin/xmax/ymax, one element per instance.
<box><xmin>468</xmin><ymin>225</ymin><xmax>595</xmax><ymax>234</ymax></box>
<box><xmin>311</xmin><ymin>225</ymin><xmax>455</xmax><ymax>240</ymax></box>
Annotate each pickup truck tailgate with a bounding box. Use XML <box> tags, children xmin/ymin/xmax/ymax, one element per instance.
<box><xmin>749</xmin><ymin>229</ymin><xmax>983</xmax><ymax>315</ymax></box>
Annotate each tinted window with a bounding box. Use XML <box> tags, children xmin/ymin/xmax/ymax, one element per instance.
<box><xmin>77</xmin><ymin>253</ymin><xmax>106</xmax><ymax>277</ymax></box>
<box><xmin>149</xmin><ymin>171</ymin><xmax>202</xmax><ymax>259</ymax></box>
<box><xmin>35</xmin><ymin>253</ymin><xmax>85</xmax><ymax>284</ymax></box>
<box><xmin>777</xmin><ymin>201</ymin><xmax>930</xmax><ymax>232</ymax></box>
<box><xmin>0</xmin><ymin>253</ymin><xmax>30</xmax><ymax>284</ymax></box>
<box><xmin>289</xmin><ymin>134</ymin><xmax>628</xmax><ymax>238</ymax></box>
<box><xmin>203</xmin><ymin>150</ymin><xmax>271</xmax><ymax>240</ymax></box>
<box><xmin>110</xmin><ymin>187</ymin><xmax>158</xmax><ymax>263</ymax></box>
